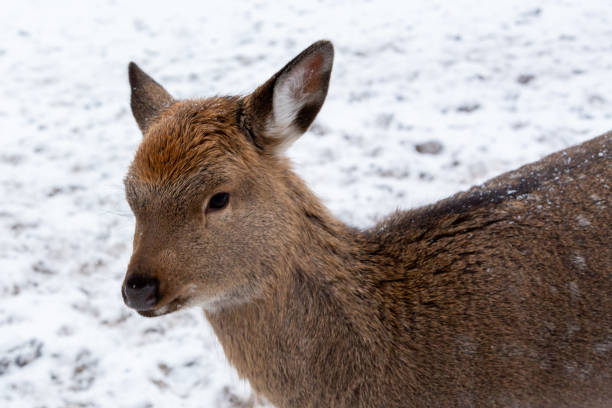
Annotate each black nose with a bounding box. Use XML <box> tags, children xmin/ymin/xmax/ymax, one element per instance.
<box><xmin>123</xmin><ymin>274</ymin><xmax>160</xmax><ymax>311</ymax></box>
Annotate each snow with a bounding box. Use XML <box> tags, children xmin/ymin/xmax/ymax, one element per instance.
<box><xmin>1</xmin><ymin>0</ymin><xmax>611</xmax><ymax>406</ymax></box>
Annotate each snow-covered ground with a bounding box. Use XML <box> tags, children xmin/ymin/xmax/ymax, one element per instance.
<box><xmin>1</xmin><ymin>0</ymin><xmax>611</xmax><ymax>406</ymax></box>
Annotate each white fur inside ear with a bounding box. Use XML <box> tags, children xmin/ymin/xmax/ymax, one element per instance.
<box><xmin>268</xmin><ymin>64</ymin><xmax>309</xmax><ymax>150</ymax></box>
<box><xmin>264</xmin><ymin>46</ymin><xmax>333</xmax><ymax>153</ymax></box>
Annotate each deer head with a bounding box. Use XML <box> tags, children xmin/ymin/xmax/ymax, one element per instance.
<box><xmin>122</xmin><ymin>41</ymin><xmax>334</xmax><ymax>316</ymax></box>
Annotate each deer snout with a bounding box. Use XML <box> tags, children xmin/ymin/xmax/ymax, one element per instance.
<box><xmin>122</xmin><ymin>274</ymin><xmax>160</xmax><ymax>311</ymax></box>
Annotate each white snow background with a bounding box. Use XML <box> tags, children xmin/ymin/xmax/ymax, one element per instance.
<box><xmin>1</xmin><ymin>0</ymin><xmax>611</xmax><ymax>407</ymax></box>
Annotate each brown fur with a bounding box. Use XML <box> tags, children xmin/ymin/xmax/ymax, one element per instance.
<box><xmin>123</xmin><ymin>41</ymin><xmax>612</xmax><ymax>407</ymax></box>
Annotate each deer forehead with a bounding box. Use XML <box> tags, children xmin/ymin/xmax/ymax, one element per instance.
<box><xmin>129</xmin><ymin>98</ymin><xmax>256</xmax><ymax>186</ymax></box>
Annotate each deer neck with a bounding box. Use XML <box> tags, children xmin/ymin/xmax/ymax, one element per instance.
<box><xmin>204</xmin><ymin>179</ymin><xmax>384</xmax><ymax>405</ymax></box>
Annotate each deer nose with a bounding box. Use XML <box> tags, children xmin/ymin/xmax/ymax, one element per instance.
<box><xmin>122</xmin><ymin>274</ymin><xmax>160</xmax><ymax>311</ymax></box>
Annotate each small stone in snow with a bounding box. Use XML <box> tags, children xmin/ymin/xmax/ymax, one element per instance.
<box><xmin>415</xmin><ymin>141</ymin><xmax>443</xmax><ymax>155</ymax></box>
<box><xmin>456</xmin><ymin>103</ymin><xmax>481</xmax><ymax>113</ymax></box>
<box><xmin>517</xmin><ymin>74</ymin><xmax>535</xmax><ymax>85</ymax></box>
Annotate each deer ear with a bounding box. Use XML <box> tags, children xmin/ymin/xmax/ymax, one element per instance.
<box><xmin>243</xmin><ymin>40</ymin><xmax>334</xmax><ymax>153</ymax></box>
<box><xmin>128</xmin><ymin>62</ymin><xmax>175</xmax><ymax>134</ymax></box>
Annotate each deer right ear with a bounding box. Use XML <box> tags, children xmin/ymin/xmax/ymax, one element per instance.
<box><xmin>128</xmin><ymin>62</ymin><xmax>175</xmax><ymax>134</ymax></box>
<box><xmin>242</xmin><ymin>40</ymin><xmax>334</xmax><ymax>153</ymax></box>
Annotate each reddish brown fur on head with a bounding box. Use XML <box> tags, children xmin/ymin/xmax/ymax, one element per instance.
<box><xmin>122</xmin><ymin>41</ymin><xmax>334</xmax><ymax>316</ymax></box>
<box><xmin>129</xmin><ymin>97</ymin><xmax>255</xmax><ymax>185</ymax></box>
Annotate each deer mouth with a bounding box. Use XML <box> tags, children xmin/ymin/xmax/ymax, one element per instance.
<box><xmin>137</xmin><ymin>286</ymin><xmax>196</xmax><ymax>317</ymax></box>
<box><xmin>137</xmin><ymin>296</ymin><xmax>185</xmax><ymax>317</ymax></box>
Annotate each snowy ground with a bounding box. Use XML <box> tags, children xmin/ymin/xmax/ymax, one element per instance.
<box><xmin>1</xmin><ymin>0</ymin><xmax>611</xmax><ymax>406</ymax></box>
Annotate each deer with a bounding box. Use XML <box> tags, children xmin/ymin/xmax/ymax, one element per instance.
<box><xmin>121</xmin><ymin>40</ymin><xmax>612</xmax><ymax>408</ymax></box>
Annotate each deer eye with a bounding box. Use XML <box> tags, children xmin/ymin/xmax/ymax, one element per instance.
<box><xmin>206</xmin><ymin>192</ymin><xmax>230</xmax><ymax>212</ymax></box>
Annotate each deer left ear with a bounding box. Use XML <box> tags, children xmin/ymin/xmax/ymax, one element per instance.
<box><xmin>128</xmin><ymin>62</ymin><xmax>175</xmax><ymax>134</ymax></box>
<box><xmin>243</xmin><ymin>40</ymin><xmax>334</xmax><ymax>153</ymax></box>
